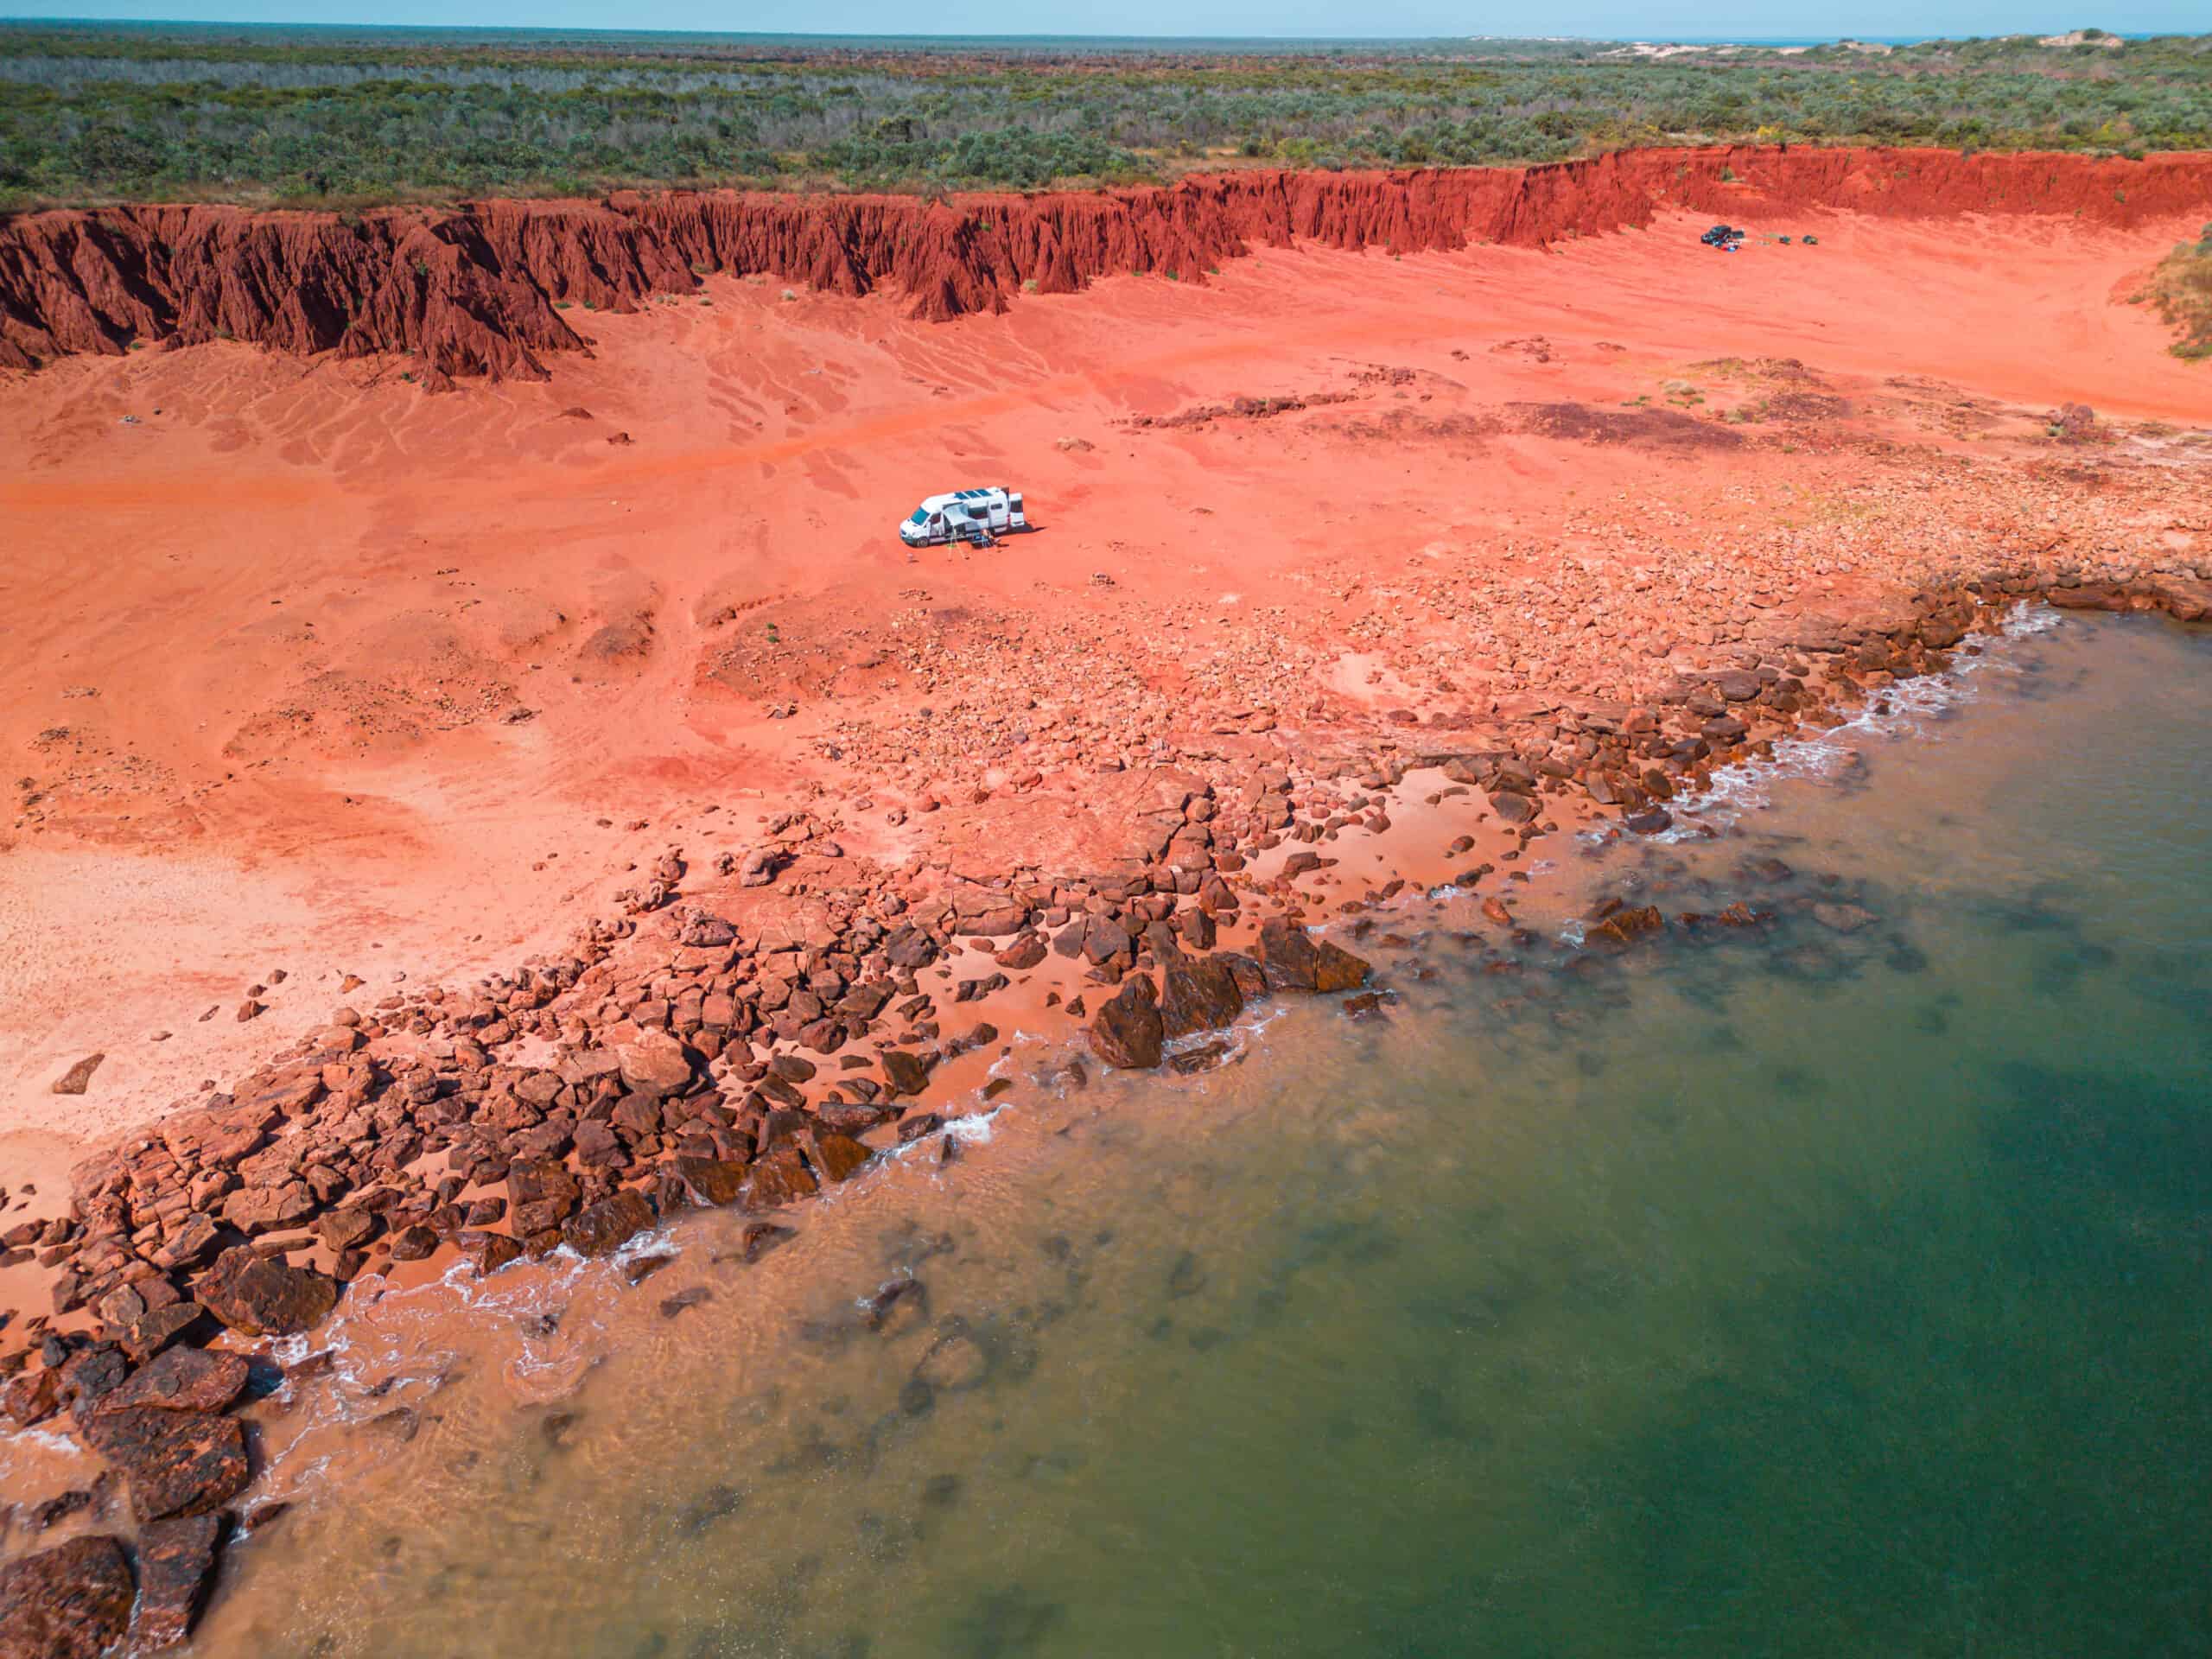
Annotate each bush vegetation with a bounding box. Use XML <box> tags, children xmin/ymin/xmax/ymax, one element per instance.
<box><xmin>2</xmin><ymin>23</ymin><xmax>2209</xmax><ymax>207</ymax></box>
<box><xmin>2145</xmin><ymin>223</ymin><xmax>2212</xmax><ymax>358</ymax></box>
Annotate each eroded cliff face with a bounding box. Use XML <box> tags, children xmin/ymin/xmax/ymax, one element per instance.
<box><xmin>3</xmin><ymin>146</ymin><xmax>2208</xmax><ymax>383</ymax></box>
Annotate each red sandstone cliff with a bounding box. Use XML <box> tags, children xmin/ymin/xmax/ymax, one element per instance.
<box><xmin>3</xmin><ymin>146</ymin><xmax>2209</xmax><ymax>383</ymax></box>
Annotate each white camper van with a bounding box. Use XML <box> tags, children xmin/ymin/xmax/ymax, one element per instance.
<box><xmin>897</xmin><ymin>486</ymin><xmax>1029</xmax><ymax>548</ymax></box>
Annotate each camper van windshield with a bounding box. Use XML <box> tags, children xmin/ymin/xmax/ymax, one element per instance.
<box><xmin>907</xmin><ymin>509</ymin><xmax>927</xmax><ymax>524</ymax></box>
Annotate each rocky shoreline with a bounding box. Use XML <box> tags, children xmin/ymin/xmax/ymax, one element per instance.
<box><xmin>1</xmin><ymin>557</ymin><xmax>2207</xmax><ymax>1652</ymax></box>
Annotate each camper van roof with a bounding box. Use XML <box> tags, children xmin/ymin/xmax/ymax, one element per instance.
<box><xmin>917</xmin><ymin>487</ymin><xmax>1007</xmax><ymax>512</ymax></box>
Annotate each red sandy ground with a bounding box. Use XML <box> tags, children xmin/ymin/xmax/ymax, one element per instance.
<box><xmin>3</xmin><ymin>203</ymin><xmax>2209</xmax><ymax>1179</ymax></box>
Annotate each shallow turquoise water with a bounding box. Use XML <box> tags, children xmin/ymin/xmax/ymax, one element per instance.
<box><xmin>200</xmin><ymin>610</ymin><xmax>2212</xmax><ymax>1658</ymax></box>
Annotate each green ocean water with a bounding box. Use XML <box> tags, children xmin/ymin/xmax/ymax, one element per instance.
<box><xmin>196</xmin><ymin>609</ymin><xmax>2212</xmax><ymax>1659</ymax></box>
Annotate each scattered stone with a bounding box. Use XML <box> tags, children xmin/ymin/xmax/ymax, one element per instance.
<box><xmin>880</xmin><ymin>1049</ymin><xmax>932</xmax><ymax>1096</ymax></box>
<box><xmin>49</xmin><ymin>1053</ymin><xmax>104</xmax><ymax>1096</ymax></box>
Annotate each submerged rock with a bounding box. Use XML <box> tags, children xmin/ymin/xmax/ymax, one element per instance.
<box><xmin>1812</xmin><ymin>901</ymin><xmax>1878</xmax><ymax>933</ymax></box>
<box><xmin>1589</xmin><ymin>905</ymin><xmax>1665</xmax><ymax>949</ymax></box>
<box><xmin>914</xmin><ymin>1329</ymin><xmax>989</xmax><ymax>1392</ymax></box>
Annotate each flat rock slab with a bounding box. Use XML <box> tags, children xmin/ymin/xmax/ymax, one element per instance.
<box><xmin>195</xmin><ymin>1245</ymin><xmax>340</xmax><ymax>1338</ymax></box>
<box><xmin>85</xmin><ymin>1405</ymin><xmax>250</xmax><ymax>1521</ymax></box>
<box><xmin>0</xmin><ymin>1535</ymin><xmax>135</xmax><ymax>1659</ymax></box>
<box><xmin>96</xmin><ymin>1346</ymin><xmax>250</xmax><ymax>1416</ymax></box>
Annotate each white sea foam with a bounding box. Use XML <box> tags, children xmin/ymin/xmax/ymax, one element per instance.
<box><xmin>1648</xmin><ymin>601</ymin><xmax>2060</xmax><ymax>840</ymax></box>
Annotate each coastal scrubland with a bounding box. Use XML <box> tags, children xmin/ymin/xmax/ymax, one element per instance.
<box><xmin>3</xmin><ymin>24</ymin><xmax>2209</xmax><ymax>207</ymax></box>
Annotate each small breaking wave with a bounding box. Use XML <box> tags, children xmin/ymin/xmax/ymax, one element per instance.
<box><xmin>1649</xmin><ymin>602</ymin><xmax>2061</xmax><ymax>839</ymax></box>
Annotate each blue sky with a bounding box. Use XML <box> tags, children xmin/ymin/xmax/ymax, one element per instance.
<box><xmin>0</xmin><ymin>1</ymin><xmax>2197</xmax><ymax>39</ymax></box>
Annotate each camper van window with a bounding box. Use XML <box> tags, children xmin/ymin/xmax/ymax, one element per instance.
<box><xmin>907</xmin><ymin>509</ymin><xmax>927</xmax><ymax>525</ymax></box>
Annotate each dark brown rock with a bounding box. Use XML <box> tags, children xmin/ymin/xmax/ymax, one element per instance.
<box><xmin>0</xmin><ymin>1535</ymin><xmax>135</xmax><ymax>1659</ymax></box>
<box><xmin>387</xmin><ymin>1224</ymin><xmax>439</xmax><ymax>1262</ymax></box>
<box><xmin>133</xmin><ymin>1513</ymin><xmax>224</xmax><ymax>1650</ymax></box>
<box><xmin>315</xmin><ymin>1209</ymin><xmax>376</xmax><ymax>1252</ymax></box>
<box><xmin>149</xmin><ymin>1212</ymin><xmax>220</xmax><ymax>1271</ymax></box>
<box><xmin>1255</xmin><ymin>917</ymin><xmax>1321</xmax><ymax>988</ymax></box>
<box><xmin>744</xmin><ymin>1146</ymin><xmax>818</xmax><ymax>1207</ymax></box>
<box><xmin>1160</xmin><ymin>954</ymin><xmax>1245</xmax><ymax>1039</ymax></box>
<box><xmin>804</xmin><ymin>1128</ymin><xmax>873</xmax><ymax>1185</ymax></box>
<box><xmin>194</xmin><ymin>1245</ymin><xmax>340</xmax><ymax>1338</ymax></box>
<box><xmin>3</xmin><ymin>1367</ymin><xmax>60</xmax><ymax>1428</ymax></box>
<box><xmin>119</xmin><ymin>1302</ymin><xmax>206</xmax><ymax>1363</ymax></box>
<box><xmin>505</xmin><ymin>1160</ymin><xmax>580</xmax><ymax>1217</ymax></box>
<box><xmin>509</xmin><ymin>1198</ymin><xmax>568</xmax><ymax>1236</ymax></box>
<box><xmin>95</xmin><ymin>1347</ymin><xmax>248</xmax><ymax>1416</ymax></box>
<box><xmin>671</xmin><ymin>1156</ymin><xmax>748</xmax><ymax>1207</ymax></box>
<box><xmin>1590</xmin><ymin>904</ymin><xmax>1666</xmax><ymax>949</ymax></box>
<box><xmin>84</xmin><ymin>1407</ymin><xmax>248</xmax><ymax>1521</ymax></box>
<box><xmin>457</xmin><ymin>1230</ymin><xmax>522</xmax><ymax>1276</ymax></box>
<box><xmin>561</xmin><ymin>1190</ymin><xmax>657</xmax><ymax>1257</ymax></box>
<box><xmin>879</xmin><ymin>1049</ymin><xmax>932</xmax><ymax>1096</ymax></box>
<box><xmin>734</xmin><ymin>1220</ymin><xmax>794</xmax><ymax>1262</ymax></box>
<box><xmin>1089</xmin><ymin>976</ymin><xmax>1164</xmax><ymax>1070</ymax></box>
